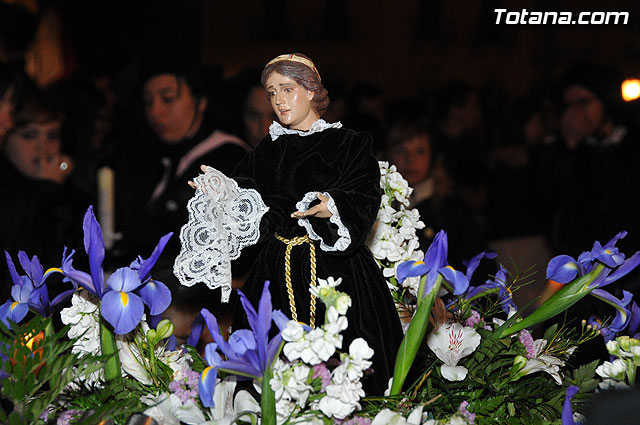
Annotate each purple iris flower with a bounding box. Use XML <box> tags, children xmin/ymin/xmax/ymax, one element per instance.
<box><xmin>198</xmin><ymin>281</ymin><xmax>289</xmax><ymax>407</ymax></box>
<box><xmin>547</xmin><ymin>231</ymin><xmax>639</xmax><ymax>288</ymax></box>
<box><xmin>464</xmin><ymin>265</ymin><xmax>517</xmax><ymax>314</ymax></box>
<box><xmin>396</xmin><ymin>230</ymin><xmax>469</xmax><ymax>296</ymax></box>
<box><xmin>561</xmin><ymin>385</ymin><xmax>580</xmax><ymax>425</ymax></box>
<box><xmin>0</xmin><ymin>251</ymin><xmax>74</xmax><ymax>327</ymax></box>
<box><xmin>60</xmin><ymin>206</ymin><xmax>172</xmax><ymax>334</ymax></box>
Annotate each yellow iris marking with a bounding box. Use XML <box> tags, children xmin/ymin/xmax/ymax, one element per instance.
<box><xmin>413</xmin><ymin>261</ymin><xmax>425</xmax><ymax>267</ymax></box>
<box><xmin>44</xmin><ymin>267</ymin><xmax>63</xmax><ymax>276</ymax></box>
<box><xmin>202</xmin><ymin>366</ymin><xmax>213</xmax><ymax>381</ymax></box>
<box><xmin>120</xmin><ymin>292</ymin><xmax>129</xmax><ymax>307</ymax></box>
<box><xmin>10</xmin><ymin>301</ymin><xmax>19</xmax><ymax>311</ymax></box>
<box><xmin>446</xmin><ymin>265</ymin><xmax>455</xmax><ymax>271</ymax></box>
<box><xmin>605</xmin><ymin>250</ymin><xmax>612</xmax><ymax>254</ymax></box>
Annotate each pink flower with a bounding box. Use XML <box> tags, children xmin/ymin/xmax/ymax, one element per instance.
<box><xmin>313</xmin><ymin>363</ymin><xmax>332</xmax><ymax>391</ymax></box>
<box><xmin>519</xmin><ymin>329</ymin><xmax>536</xmax><ymax>359</ymax></box>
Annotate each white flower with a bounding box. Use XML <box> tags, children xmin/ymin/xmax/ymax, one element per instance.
<box><xmin>333</xmin><ymin>338</ymin><xmax>374</xmax><ymax>383</ymax></box>
<box><xmin>60</xmin><ymin>292</ymin><xmax>101</xmax><ymax>356</ymax></box>
<box><xmin>309</xmin><ymin>277</ymin><xmax>351</xmax><ymax>315</ymax></box>
<box><xmin>371</xmin><ymin>405</ymin><xmax>426</xmax><ymax>425</ymax></box>
<box><xmin>427</xmin><ymin>322</ymin><xmax>481</xmax><ymax>381</ymax></box>
<box><xmin>282</xmin><ymin>320</ymin><xmax>306</xmax><ymax>343</ymax></box>
<box><xmin>598</xmin><ymin>378</ymin><xmax>631</xmax><ymax>391</ymax></box>
<box><xmin>517</xmin><ymin>339</ymin><xmax>565</xmax><ymax>385</ymax></box>
<box><xmin>315</xmin><ymin>379</ymin><xmax>364</xmax><ymax>419</ymax></box>
<box><xmin>596</xmin><ymin>358</ymin><xmax>627</xmax><ymax>381</ymax></box>
<box><xmin>270</xmin><ymin>359</ymin><xmax>312</xmax><ymax>407</ymax></box>
<box><xmin>119</xmin><ymin>341</ymin><xmax>152</xmax><ymax>384</ymax></box>
<box><xmin>142</xmin><ymin>392</ymin><xmax>182</xmax><ymax>425</ymax></box>
<box><xmin>307</xmin><ymin>327</ymin><xmax>342</xmax><ymax>362</ymax></box>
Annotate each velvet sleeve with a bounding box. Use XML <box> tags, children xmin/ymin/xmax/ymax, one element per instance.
<box><xmin>231</xmin><ymin>141</ymin><xmax>277</xmax><ymax>242</ymax></box>
<box><xmin>296</xmin><ymin>131</ymin><xmax>381</xmax><ymax>255</ymax></box>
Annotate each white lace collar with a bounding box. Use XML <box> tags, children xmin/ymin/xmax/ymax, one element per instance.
<box><xmin>269</xmin><ymin>119</ymin><xmax>343</xmax><ymax>140</ymax></box>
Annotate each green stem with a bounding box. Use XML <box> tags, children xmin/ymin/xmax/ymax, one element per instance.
<box><xmin>260</xmin><ymin>365</ymin><xmax>276</xmax><ymax>425</ymax></box>
<box><xmin>100</xmin><ymin>318</ymin><xmax>121</xmax><ymax>383</ymax></box>
<box><xmin>626</xmin><ymin>359</ymin><xmax>636</xmax><ymax>386</ymax></box>
<box><xmin>390</xmin><ymin>275</ymin><xmax>442</xmax><ymax>395</ymax></box>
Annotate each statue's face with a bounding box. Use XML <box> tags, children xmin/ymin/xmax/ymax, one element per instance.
<box><xmin>265</xmin><ymin>72</ymin><xmax>317</xmax><ymax>131</ymax></box>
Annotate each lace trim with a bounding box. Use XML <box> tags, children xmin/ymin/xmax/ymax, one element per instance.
<box><xmin>173</xmin><ymin>167</ymin><xmax>269</xmax><ymax>302</ymax></box>
<box><xmin>269</xmin><ymin>119</ymin><xmax>342</xmax><ymax>140</ymax></box>
<box><xmin>295</xmin><ymin>191</ymin><xmax>351</xmax><ymax>252</ymax></box>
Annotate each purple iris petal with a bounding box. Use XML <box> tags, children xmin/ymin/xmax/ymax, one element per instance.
<box><xmin>602</xmin><ymin>251</ymin><xmax>640</xmax><ymax>286</ymax></box>
<box><xmin>5</xmin><ymin>251</ymin><xmax>23</xmax><ymax>287</ymax></box>
<box><xmin>11</xmin><ymin>278</ymin><xmax>34</xmax><ymax>303</ymax></box>
<box><xmin>101</xmin><ymin>289</ymin><xmax>145</xmax><ymax>334</ymax></box>
<box><xmin>577</xmin><ymin>251</ymin><xmax>592</xmax><ymax>274</ymax></box>
<box><xmin>61</xmin><ymin>248</ymin><xmax>96</xmax><ymax>294</ymax></box>
<box><xmin>238</xmin><ymin>281</ymin><xmax>271</xmax><ymax>370</ymax></box>
<box><xmin>439</xmin><ymin>265</ymin><xmax>469</xmax><ymax>295</ymax></box>
<box><xmin>591</xmin><ymin>289</ymin><xmax>633</xmax><ymax>333</ymax></box>
<box><xmin>17</xmin><ymin>252</ymin><xmax>43</xmax><ymax>285</ymax></box>
<box><xmin>137</xmin><ymin>279</ymin><xmax>171</xmax><ymax>315</ymax></box>
<box><xmin>0</xmin><ymin>300</ymin><xmax>29</xmax><ymax>326</ymax></box>
<box><xmin>28</xmin><ymin>284</ymin><xmax>49</xmax><ymax>317</ymax></box>
<box><xmin>217</xmin><ymin>358</ymin><xmax>262</xmax><ymax>378</ymax></box>
<box><xmin>106</xmin><ymin>268</ymin><xmax>142</xmax><ymax>293</ymax></box>
<box><xmin>463</xmin><ymin>250</ymin><xmax>497</xmax><ymax>280</ymax></box>
<box><xmin>134</xmin><ymin>233</ymin><xmax>173</xmax><ymax>281</ymax></box>
<box><xmin>204</xmin><ymin>342</ymin><xmax>222</xmax><ymax>368</ymax></box>
<box><xmin>82</xmin><ymin>206</ymin><xmax>106</xmax><ymax>297</ymax></box>
<box><xmin>229</xmin><ymin>329</ymin><xmax>257</xmax><ymax>355</ymax></box>
<box><xmin>272</xmin><ymin>309</ymin><xmax>291</xmax><ymax>331</ymax></box>
<box><xmin>201</xmin><ymin>308</ymin><xmax>238</xmax><ymax>360</ymax></box>
<box><xmin>396</xmin><ymin>260</ymin><xmax>429</xmax><ymax>284</ymax></box>
<box><xmin>591</xmin><ymin>241</ymin><xmax>625</xmax><ymax>268</ymax></box>
<box><xmin>187</xmin><ymin>314</ymin><xmax>205</xmax><ymax>347</ymax></box>
<box><xmin>423</xmin><ymin>230</ymin><xmax>449</xmax><ymax>295</ymax></box>
<box><xmin>267</xmin><ymin>333</ymin><xmax>284</xmax><ymax>366</ymax></box>
<box><xmin>561</xmin><ymin>385</ymin><xmax>580</xmax><ymax>425</ymax></box>
<box><xmin>199</xmin><ymin>354</ymin><xmax>219</xmax><ymax>408</ymax></box>
<box><xmin>629</xmin><ymin>302</ymin><xmax>640</xmax><ymax>336</ymax></box>
<box><xmin>49</xmin><ymin>289</ymin><xmax>76</xmax><ymax>314</ymax></box>
<box><xmin>604</xmin><ymin>231</ymin><xmax>627</xmax><ymax>248</ymax></box>
<box><xmin>546</xmin><ymin>255</ymin><xmax>580</xmax><ymax>283</ymax></box>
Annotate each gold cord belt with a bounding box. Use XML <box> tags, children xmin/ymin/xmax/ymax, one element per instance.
<box><xmin>274</xmin><ymin>233</ymin><xmax>317</xmax><ymax>328</ymax></box>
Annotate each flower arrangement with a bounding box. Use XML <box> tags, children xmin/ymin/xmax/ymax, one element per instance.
<box><xmin>1</xmin><ymin>190</ymin><xmax>640</xmax><ymax>424</ymax></box>
<box><xmin>366</xmin><ymin>161</ymin><xmax>425</xmax><ymax>327</ymax></box>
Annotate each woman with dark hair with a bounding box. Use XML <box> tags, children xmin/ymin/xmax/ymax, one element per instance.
<box><xmin>0</xmin><ymin>82</ymin><xmax>89</xmax><ymax>297</ymax></box>
<box><xmin>114</xmin><ymin>60</ymin><xmax>251</xmax><ymax>272</ymax></box>
<box><xmin>175</xmin><ymin>53</ymin><xmax>402</xmax><ymax>394</ymax></box>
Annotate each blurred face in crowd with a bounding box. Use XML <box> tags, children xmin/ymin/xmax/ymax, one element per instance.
<box><xmin>265</xmin><ymin>72</ymin><xmax>317</xmax><ymax>131</ymax></box>
<box><xmin>143</xmin><ymin>74</ymin><xmax>206</xmax><ymax>144</ymax></box>
<box><xmin>561</xmin><ymin>84</ymin><xmax>605</xmax><ymax>141</ymax></box>
<box><xmin>5</xmin><ymin>119</ymin><xmax>62</xmax><ymax>178</ymax></box>
<box><xmin>243</xmin><ymin>85</ymin><xmax>276</xmax><ymax>147</ymax></box>
<box><xmin>0</xmin><ymin>86</ymin><xmax>14</xmax><ymax>145</ymax></box>
<box><xmin>388</xmin><ymin>134</ymin><xmax>432</xmax><ymax>186</ymax></box>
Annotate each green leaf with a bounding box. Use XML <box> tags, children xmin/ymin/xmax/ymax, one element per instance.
<box><xmin>499</xmin><ymin>265</ymin><xmax>605</xmax><ymax>337</ymax></box>
<box><xmin>390</xmin><ymin>275</ymin><xmax>441</xmax><ymax>395</ymax></box>
<box><xmin>543</xmin><ymin>324</ymin><xmax>559</xmax><ymax>342</ymax></box>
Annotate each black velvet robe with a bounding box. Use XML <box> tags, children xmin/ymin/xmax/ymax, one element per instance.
<box><xmin>232</xmin><ymin>126</ymin><xmax>403</xmax><ymax>395</ymax></box>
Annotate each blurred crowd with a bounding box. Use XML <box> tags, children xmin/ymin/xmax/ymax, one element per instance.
<box><xmin>2</xmin><ymin>4</ymin><xmax>640</xmax><ymax>347</ymax></box>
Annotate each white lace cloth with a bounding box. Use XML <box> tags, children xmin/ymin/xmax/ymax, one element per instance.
<box><xmin>173</xmin><ymin>166</ymin><xmax>269</xmax><ymax>302</ymax></box>
<box><xmin>295</xmin><ymin>191</ymin><xmax>351</xmax><ymax>252</ymax></box>
<box><xmin>268</xmin><ymin>119</ymin><xmax>342</xmax><ymax>140</ymax></box>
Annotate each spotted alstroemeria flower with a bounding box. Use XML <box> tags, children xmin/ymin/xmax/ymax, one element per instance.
<box><xmin>427</xmin><ymin>321</ymin><xmax>481</xmax><ymax>381</ymax></box>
